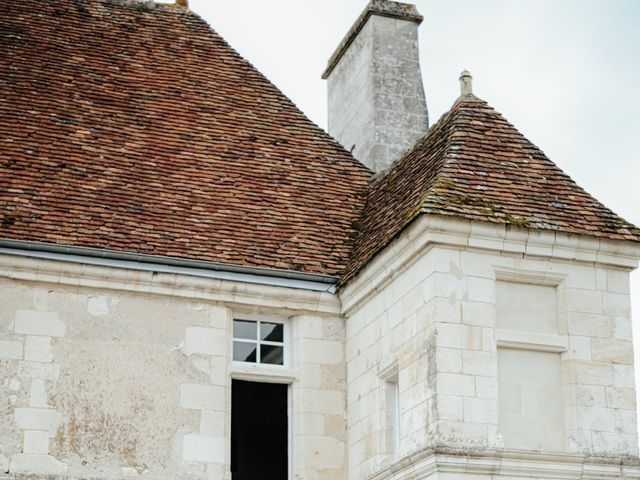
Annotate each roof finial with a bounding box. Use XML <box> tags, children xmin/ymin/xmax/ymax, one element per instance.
<box><xmin>459</xmin><ymin>70</ymin><xmax>473</xmax><ymax>96</ymax></box>
<box><xmin>175</xmin><ymin>0</ymin><xmax>188</xmax><ymax>8</ymax></box>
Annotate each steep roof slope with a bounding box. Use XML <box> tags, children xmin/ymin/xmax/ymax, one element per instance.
<box><xmin>344</xmin><ymin>94</ymin><xmax>640</xmax><ymax>282</ymax></box>
<box><xmin>0</xmin><ymin>0</ymin><xmax>372</xmax><ymax>276</ymax></box>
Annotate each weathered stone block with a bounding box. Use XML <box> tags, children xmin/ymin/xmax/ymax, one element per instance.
<box><xmin>461</xmin><ymin>301</ymin><xmax>495</xmax><ymax>327</ymax></box>
<box><xmin>613</xmin><ymin>364</ymin><xmax>635</xmax><ymax>388</ymax></box>
<box><xmin>603</xmin><ymin>292</ymin><xmax>630</xmax><ymax>315</ymax></box>
<box><xmin>437</xmin><ymin>419</ymin><xmax>488</xmax><ymax>444</ymax></box>
<box><xmin>430</xmin><ymin>273</ymin><xmax>466</xmax><ymax>299</ymax></box>
<box><xmin>184</xmin><ymin>327</ymin><xmax>224</xmax><ymax>356</ymax></box>
<box><xmin>422</xmin><ymin>297</ymin><xmax>461</xmax><ymax>324</ymax></box>
<box><xmin>298</xmin><ymin>338</ymin><xmax>343</xmax><ymax>365</ymax></box>
<box><xmin>566</xmin><ymin>384</ymin><xmax>606</xmax><ymax>407</ymax></box>
<box><xmin>464</xmin><ymin>397</ymin><xmax>497</xmax><ymax>424</ymax></box>
<box><xmin>18</xmin><ymin>361</ymin><xmax>60</xmax><ymax>381</ymax></box>
<box><xmin>208</xmin><ymin>305</ymin><xmax>231</xmax><ymax>329</ymax></box>
<box><xmin>14</xmin><ymin>310</ymin><xmax>65</xmax><ymax>337</ymax></box>
<box><xmin>591</xmin><ymin>338</ymin><xmax>633</xmax><ymax>365</ymax></box>
<box><xmin>436</xmin><ymin>324</ymin><xmax>462</xmax><ymax>349</ymax></box>
<box><xmin>606</xmin><ymin>386</ymin><xmax>635</xmax><ymax>410</ymax></box>
<box><xmin>615</xmin><ymin>409</ymin><xmax>638</xmax><ymax>435</ymax></box>
<box><xmin>24</xmin><ymin>336</ymin><xmax>53</xmax><ymax>363</ymax></box>
<box><xmin>0</xmin><ymin>340</ymin><xmax>23</xmax><ymax>359</ymax></box>
<box><xmin>23</xmin><ymin>429</ymin><xmax>49</xmax><ymax>454</ymax></box>
<box><xmin>298</xmin><ymin>435</ymin><xmax>345</xmax><ymax>469</ymax></box>
<box><xmin>462</xmin><ymin>350</ymin><xmax>495</xmax><ymax>377</ymax></box>
<box><xmin>475</xmin><ymin>376</ymin><xmax>498</xmax><ymax>399</ymax></box>
<box><xmin>29</xmin><ymin>380</ymin><xmax>48</xmax><ymax>408</ymax></box>
<box><xmin>199</xmin><ymin>410</ymin><xmax>225</xmax><ymax>437</ymax></box>
<box><xmin>467</xmin><ymin>277</ymin><xmax>495</xmax><ymax>303</ymax></box>
<box><xmin>437</xmin><ymin>395</ymin><xmax>463</xmax><ymax>421</ymax></box>
<box><xmin>462</xmin><ymin>325</ymin><xmax>483</xmax><ymax>351</ymax></box>
<box><xmin>298</xmin><ymin>388</ymin><xmax>343</xmax><ymax>416</ymax></box>
<box><xmin>14</xmin><ymin>408</ymin><xmax>61</xmax><ymax>434</ymax></box>
<box><xmin>591</xmin><ymin>431</ymin><xmax>638</xmax><ymax>455</ymax></box>
<box><xmin>565</xmin><ymin>289</ymin><xmax>603</xmax><ymax>315</ymax></box>
<box><xmin>438</xmin><ymin>373</ymin><xmax>474</xmax><ymax>397</ymax></box>
<box><xmin>9</xmin><ymin>453</ymin><xmax>67</xmax><ymax>475</ymax></box>
<box><xmin>575</xmin><ymin>406</ymin><xmax>615</xmax><ymax>432</ymax></box>
<box><xmin>613</xmin><ymin>316</ymin><xmax>633</xmax><ymax>340</ymax></box>
<box><xmin>567</xmin><ymin>313</ymin><xmax>610</xmax><ymax>338</ymax></box>
<box><xmin>436</xmin><ymin>347</ymin><xmax>462</xmax><ymax>374</ymax></box>
<box><xmin>182</xmin><ymin>433</ymin><xmax>224</xmax><ymax>463</ymax></box>
<box><xmin>607</xmin><ymin>270</ymin><xmax>630</xmax><ymax>294</ymax></box>
<box><xmin>566</xmin><ymin>335</ymin><xmax>591</xmax><ymax>360</ymax></box>
<box><xmin>564</xmin><ymin>361</ymin><xmax>613</xmax><ymax>386</ymax></box>
<box><xmin>180</xmin><ymin>383</ymin><xmax>224</xmax><ymax>411</ymax></box>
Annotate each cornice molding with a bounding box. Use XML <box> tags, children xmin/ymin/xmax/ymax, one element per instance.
<box><xmin>340</xmin><ymin>216</ymin><xmax>640</xmax><ymax>316</ymax></box>
<box><xmin>368</xmin><ymin>447</ymin><xmax>640</xmax><ymax>480</ymax></box>
<box><xmin>0</xmin><ymin>253</ymin><xmax>342</xmax><ymax>316</ymax></box>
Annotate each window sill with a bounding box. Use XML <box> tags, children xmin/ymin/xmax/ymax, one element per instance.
<box><xmin>230</xmin><ymin>362</ymin><xmax>298</xmax><ymax>384</ymax></box>
<box><xmin>495</xmin><ymin>329</ymin><xmax>568</xmax><ymax>353</ymax></box>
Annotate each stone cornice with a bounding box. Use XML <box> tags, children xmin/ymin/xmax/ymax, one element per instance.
<box><xmin>0</xmin><ymin>253</ymin><xmax>342</xmax><ymax>316</ymax></box>
<box><xmin>340</xmin><ymin>215</ymin><xmax>640</xmax><ymax>316</ymax></box>
<box><xmin>368</xmin><ymin>447</ymin><xmax>640</xmax><ymax>480</ymax></box>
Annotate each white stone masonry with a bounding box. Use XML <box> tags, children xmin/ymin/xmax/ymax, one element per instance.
<box><xmin>9</xmin><ymin>309</ymin><xmax>67</xmax><ymax>475</ymax></box>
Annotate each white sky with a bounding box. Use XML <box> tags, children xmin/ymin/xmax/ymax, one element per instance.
<box><xmin>179</xmin><ymin>0</ymin><xmax>640</xmax><ymax>428</ymax></box>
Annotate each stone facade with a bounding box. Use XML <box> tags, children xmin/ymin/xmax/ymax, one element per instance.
<box><xmin>0</xmin><ymin>255</ymin><xmax>346</xmax><ymax>479</ymax></box>
<box><xmin>341</xmin><ymin>216</ymin><xmax>640</xmax><ymax>479</ymax></box>
<box><xmin>1</xmin><ymin>216</ymin><xmax>638</xmax><ymax>479</ymax></box>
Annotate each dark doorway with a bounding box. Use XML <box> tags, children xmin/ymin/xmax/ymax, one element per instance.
<box><xmin>231</xmin><ymin>380</ymin><xmax>288</xmax><ymax>480</ymax></box>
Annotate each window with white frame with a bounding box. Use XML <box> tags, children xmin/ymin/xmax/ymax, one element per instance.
<box><xmin>232</xmin><ymin>319</ymin><xmax>285</xmax><ymax>366</ymax></box>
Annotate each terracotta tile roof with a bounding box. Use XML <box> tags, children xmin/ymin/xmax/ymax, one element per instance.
<box><xmin>343</xmin><ymin>95</ymin><xmax>640</xmax><ymax>283</ymax></box>
<box><xmin>0</xmin><ymin>0</ymin><xmax>372</xmax><ymax>277</ymax></box>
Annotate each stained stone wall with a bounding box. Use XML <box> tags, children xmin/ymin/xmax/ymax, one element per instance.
<box><xmin>0</xmin><ymin>257</ymin><xmax>346</xmax><ymax>480</ymax></box>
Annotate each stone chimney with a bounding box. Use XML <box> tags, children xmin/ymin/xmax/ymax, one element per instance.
<box><xmin>322</xmin><ymin>0</ymin><xmax>428</xmax><ymax>173</ymax></box>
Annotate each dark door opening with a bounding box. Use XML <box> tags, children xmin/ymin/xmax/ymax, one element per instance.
<box><xmin>231</xmin><ymin>380</ymin><xmax>288</xmax><ymax>480</ymax></box>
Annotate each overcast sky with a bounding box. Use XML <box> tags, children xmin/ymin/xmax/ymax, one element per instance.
<box><xmin>178</xmin><ymin>0</ymin><xmax>640</xmax><ymax>408</ymax></box>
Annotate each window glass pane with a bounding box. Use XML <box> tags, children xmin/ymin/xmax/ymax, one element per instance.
<box><xmin>260</xmin><ymin>345</ymin><xmax>284</xmax><ymax>365</ymax></box>
<box><xmin>233</xmin><ymin>341</ymin><xmax>257</xmax><ymax>363</ymax></box>
<box><xmin>233</xmin><ymin>320</ymin><xmax>257</xmax><ymax>340</ymax></box>
<box><xmin>260</xmin><ymin>322</ymin><xmax>283</xmax><ymax>342</ymax></box>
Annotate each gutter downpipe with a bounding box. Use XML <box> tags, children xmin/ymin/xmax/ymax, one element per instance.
<box><xmin>0</xmin><ymin>240</ymin><xmax>338</xmax><ymax>293</ymax></box>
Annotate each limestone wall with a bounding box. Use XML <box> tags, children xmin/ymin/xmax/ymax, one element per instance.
<box><xmin>0</xmin><ymin>256</ymin><xmax>346</xmax><ymax>479</ymax></box>
<box><xmin>345</xmin><ymin>238</ymin><xmax>638</xmax><ymax>479</ymax></box>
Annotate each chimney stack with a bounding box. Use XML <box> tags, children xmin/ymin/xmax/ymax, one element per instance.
<box><xmin>323</xmin><ymin>0</ymin><xmax>428</xmax><ymax>173</ymax></box>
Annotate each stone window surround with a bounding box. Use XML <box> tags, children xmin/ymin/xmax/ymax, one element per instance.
<box><xmin>379</xmin><ymin>361</ymin><xmax>401</xmax><ymax>462</ymax></box>
<box><xmin>494</xmin><ymin>269</ymin><xmax>569</xmax><ymax>452</ymax></box>
<box><xmin>494</xmin><ymin>269</ymin><xmax>568</xmax><ymax>354</ymax></box>
<box><xmin>229</xmin><ymin>312</ymin><xmax>297</xmax><ymax>480</ymax></box>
